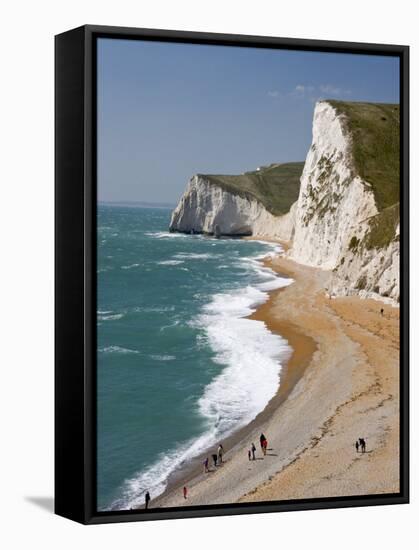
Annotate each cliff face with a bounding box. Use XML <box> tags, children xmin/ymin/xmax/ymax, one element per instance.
<box><xmin>169</xmin><ymin>162</ymin><xmax>303</xmax><ymax>240</ymax></box>
<box><xmin>328</xmin><ymin>229</ymin><xmax>399</xmax><ymax>303</ymax></box>
<box><xmin>169</xmin><ymin>100</ymin><xmax>400</xmax><ymax>304</ymax></box>
<box><xmin>289</xmin><ymin>101</ymin><xmax>399</xmax><ymax>303</ymax></box>
<box><xmin>289</xmin><ymin>101</ymin><xmax>378</xmax><ymax>268</ymax></box>
<box><xmin>169</xmin><ymin>175</ymin><xmax>296</xmax><ymax>240</ymax></box>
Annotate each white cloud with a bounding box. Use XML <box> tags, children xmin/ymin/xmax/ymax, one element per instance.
<box><xmin>295</xmin><ymin>84</ymin><xmax>314</xmax><ymax>94</ymax></box>
<box><xmin>319</xmin><ymin>84</ymin><xmax>352</xmax><ymax>96</ymax></box>
<box><xmin>291</xmin><ymin>83</ymin><xmax>352</xmax><ymax>101</ymax></box>
<box><xmin>267</xmin><ymin>90</ymin><xmax>279</xmax><ymax>97</ymax></box>
<box><xmin>292</xmin><ymin>84</ymin><xmax>315</xmax><ymax>97</ymax></box>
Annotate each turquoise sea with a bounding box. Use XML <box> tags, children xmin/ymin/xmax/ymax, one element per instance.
<box><xmin>97</xmin><ymin>205</ymin><xmax>292</xmax><ymax>511</ymax></box>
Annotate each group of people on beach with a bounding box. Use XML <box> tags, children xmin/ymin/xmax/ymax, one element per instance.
<box><xmin>355</xmin><ymin>437</ymin><xmax>367</xmax><ymax>453</ymax></box>
<box><xmin>143</xmin><ymin>431</ymin><xmax>368</xmax><ymax>509</ymax></box>
<box><xmin>182</xmin><ymin>443</ymin><xmax>225</xmax><ymax>503</ymax></box>
<box><xmin>182</xmin><ymin>441</ymin><xmax>226</xmax><ymax>502</ymax></box>
<box><xmin>248</xmin><ymin>433</ymin><xmax>268</xmax><ymax>460</ymax></box>
<box><xmin>144</xmin><ymin>434</ymin><xmax>272</xmax><ymax>509</ymax></box>
<box><xmin>203</xmin><ymin>443</ymin><xmax>224</xmax><ymax>473</ymax></box>
<box><xmin>143</xmin><ymin>443</ymin><xmax>225</xmax><ymax>509</ymax></box>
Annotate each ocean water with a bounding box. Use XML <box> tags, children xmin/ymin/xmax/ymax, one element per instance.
<box><xmin>97</xmin><ymin>205</ymin><xmax>293</xmax><ymax>511</ymax></box>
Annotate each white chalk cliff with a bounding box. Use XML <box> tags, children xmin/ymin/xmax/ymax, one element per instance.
<box><xmin>170</xmin><ymin>101</ymin><xmax>400</xmax><ymax>304</ymax></box>
<box><xmin>169</xmin><ymin>175</ymin><xmax>296</xmax><ymax>241</ymax></box>
<box><xmin>289</xmin><ymin>101</ymin><xmax>399</xmax><ymax>303</ymax></box>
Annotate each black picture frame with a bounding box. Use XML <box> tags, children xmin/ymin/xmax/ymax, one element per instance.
<box><xmin>55</xmin><ymin>24</ymin><xmax>409</xmax><ymax>525</ymax></box>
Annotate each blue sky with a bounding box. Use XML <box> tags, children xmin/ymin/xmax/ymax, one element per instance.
<box><xmin>97</xmin><ymin>38</ymin><xmax>399</xmax><ymax>203</ymax></box>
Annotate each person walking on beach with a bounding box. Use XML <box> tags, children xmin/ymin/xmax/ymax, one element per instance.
<box><xmin>355</xmin><ymin>440</ymin><xmax>359</xmax><ymax>453</ymax></box>
<box><xmin>183</xmin><ymin>486</ymin><xmax>188</xmax><ymax>500</ymax></box>
<box><xmin>248</xmin><ymin>449</ymin><xmax>252</xmax><ymax>461</ymax></box>
<box><xmin>262</xmin><ymin>438</ymin><xmax>268</xmax><ymax>456</ymax></box>
<box><xmin>260</xmin><ymin>433</ymin><xmax>267</xmax><ymax>452</ymax></box>
<box><xmin>212</xmin><ymin>453</ymin><xmax>218</xmax><ymax>467</ymax></box>
<box><xmin>251</xmin><ymin>442</ymin><xmax>256</xmax><ymax>461</ymax></box>
<box><xmin>203</xmin><ymin>457</ymin><xmax>209</xmax><ymax>473</ymax></box>
<box><xmin>380</xmin><ymin>308</ymin><xmax>384</xmax><ymax>316</ymax></box>
<box><xmin>360</xmin><ymin>438</ymin><xmax>366</xmax><ymax>453</ymax></box>
<box><xmin>145</xmin><ymin>491</ymin><xmax>151</xmax><ymax>510</ymax></box>
<box><xmin>218</xmin><ymin>444</ymin><xmax>224</xmax><ymax>464</ymax></box>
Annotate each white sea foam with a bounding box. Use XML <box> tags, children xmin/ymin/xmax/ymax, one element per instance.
<box><xmin>173</xmin><ymin>252</ymin><xmax>218</xmax><ymax>260</ymax></box>
<box><xmin>97</xmin><ymin>312</ymin><xmax>125</xmax><ymax>321</ymax></box>
<box><xmin>159</xmin><ymin>321</ymin><xmax>180</xmax><ymax>332</ymax></box>
<box><xmin>138</xmin><ymin>306</ymin><xmax>176</xmax><ymax>313</ymax></box>
<box><xmin>157</xmin><ymin>260</ymin><xmax>185</xmax><ymax>266</ymax></box>
<box><xmin>256</xmin><ymin>277</ymin><xmax>292</xmax><ymax>292</ymax></box>
<box><xmin>109</xmin><ymin>427</ymin><xmax>221</xmax><ymax>511</ymax></box>
<box><xmin>145</xmin><ymin>231</ymin><xmax>190</xmax><ymax>239</ymax></box>
<box><xmin>99</xmin><ymin>346</ymin><xmax>140</xmax><ymax>354</ymax></box>
<box><xmin>150</xmin><ymin>355</ymin><xmax>176</xmax><ymax>361</ymax></box>
<box><xmin>195</xmin><ymin>279</ymin><xmax>292</xmax><ymax>437</ymax></box>
<box><xmin>121</xmin><ymin>263</ymin><xmax>140</xmax><ymax>270</ymax></box>
<box><xmin>109</xmin><ymin>241</ymin><xmax>293</xmax><ymax>511</ymax></box>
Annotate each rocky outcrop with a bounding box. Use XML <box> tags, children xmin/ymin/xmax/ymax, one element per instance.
<box><xmin>169</xmin><ymin>175</ymin><xmax>296</xmax><ymax>241</ymax></box>
<box><xmin>328</xmin><ymin>229</ymin><xmax>399</xmax><ymax>303</ymax></box>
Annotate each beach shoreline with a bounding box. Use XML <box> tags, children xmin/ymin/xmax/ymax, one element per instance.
<box><xmin>139</xmin><ymin>242</ymin><xmax>399</xmax><ymax>510</ymax></box>
<box><xmin>141</xmin><ymin>241</ymin><xmax>313</xmax><ymax>509</ymax></box>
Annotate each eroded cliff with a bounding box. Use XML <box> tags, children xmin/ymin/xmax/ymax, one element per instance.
<box><xmin>170</xmin><ymin>100</ymin><xmax>400</xmax><ymax>304</ymax></box>
<box><xmin>169</xmin><ymin>163</ymin><xmax>303</xmax><ymax>240</ymax></box>
<box><xmin>290</xmin><ymin>101</ymin><xmax>399</xmax><ymax>303</ymax></box>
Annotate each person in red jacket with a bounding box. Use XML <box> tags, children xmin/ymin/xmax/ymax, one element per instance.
<box><xmin>262</xmin><ymin>438</ymin><xmax>268</xmax><ymax>456</ymax></box>
<box><xmin>260</xmin><ymin>433</ymin><xmax>267</xmax><ymax>455</ymax></box>
<box><xmin>260</xmin><ymin>433</ymin><xmax>267</xmax><ymax>450</ymax></box>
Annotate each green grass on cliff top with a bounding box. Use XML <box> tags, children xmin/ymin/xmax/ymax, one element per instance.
<box><xmin>328</xmin><ymin>100</ymin><xmax>400</xmax><ymax>250</ymax></box>
<box><xmin>200</xmin><ymin>162</ymin><xmax>304</xmax><ymax>217</ymax></box>
<box><xmin>327</xmin><ymin>100</ymin><xmax>400</xmax><ymax>212</ymax></box>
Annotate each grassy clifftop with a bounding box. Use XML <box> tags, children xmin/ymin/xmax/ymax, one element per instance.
<box><xmin>328</xmin><ymin>100</ymin><xmax>400</xmax><ymax>212</ymax></box>
<box><xmin>328</xmin><ymin>100</ymin><xmax>400</xmax><ymax>251</ymax></box>
<box><xmin>200</xmin><ymin>162</ymin><xmax>304</xmax><ymax>217</ymax></box>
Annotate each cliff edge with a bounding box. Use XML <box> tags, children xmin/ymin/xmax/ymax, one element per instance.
<box><xmin>169</xmin><ymin>163</ymin><xmax>303</xmax><ymax>240</ymax></box>
<box><xmin>290</xmin><ymin>100</ymin><xmax>399</xmax><ymax>303</ymax></box>
<box><xmin>169</xmin><ymin>100</ymin><xmax>400</xmax><ymax>303</ymax></box>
